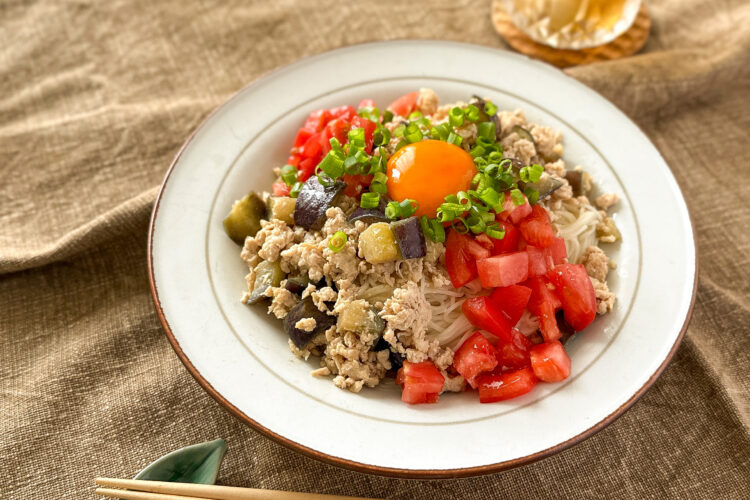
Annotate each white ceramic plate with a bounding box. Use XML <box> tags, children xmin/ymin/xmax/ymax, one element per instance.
<box><xmin>149</xmin><ymin>41</ymin><xmax>696</xmax><ymax>477</ymax></box>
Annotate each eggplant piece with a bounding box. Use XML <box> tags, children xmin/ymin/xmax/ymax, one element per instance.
<box><xmin>525</xmin><ymin>173</ymin><xmax>564</xmax><ymax>201</ymax></box>
<box><xmin>284</xmin><ymin>275</ymin><xmax>309</xmax><ymax>295</ymax></box>
<box><xmin>359</xmin><ymin>222</ymin><xmax>400</xmax><ymax>264</ymax></box>
<box><xmin>470</xmin><ymin>95</ymin><xmax>501</xmax><ymax>134</ymax></box>
<box><xmin>284</xmin><ymin>297</ymin><xmax>337</xmax><ymax>348</ymax></box>
<box><xmin>389</xmin><ymin>216</ymin><xmax>426</xmax><ymax>260</ymax></box>
<box><xmin>293</xmin><ymin>176</ymin><xmax>346</xmax><ymax>230</ymax></box>
<box><xmin>337</xmin><ymin>301</ymin><xmax>385</xmax><ymax>336</ymax></box>
<box><xmin>247</xmin><ymin>260</ymin><xmax>285</xmax><ymax>304</ymax></box>
<box><xmin>348</xmin><ymin>196</ymin><xmax>389</xmax><ymax>224</ymax></box>
<box><xmin>511</xmin><ymin>125</ymin><xmax>535</xmax><ymax>145</ymax></box>
<box><xmin>267</xmin><ymin>196</ymin><xmax>296</xmax><ymax>225</ymax></box>
<box><xmin>223</xmin><ymin>192</ymin><xmax>266</xmax><ymax>244</ymax></box>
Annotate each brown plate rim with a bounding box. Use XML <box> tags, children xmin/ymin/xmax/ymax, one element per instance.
<box><xmin>147</xmin><ymin>40</ymin><xmax>698</xmax><ymax>479</ymax></box>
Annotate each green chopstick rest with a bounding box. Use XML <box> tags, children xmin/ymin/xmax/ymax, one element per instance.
<box><xmin>134</xmin><ymin>438</ymin><xmax>227</xmax><ymax>485</ymax></box>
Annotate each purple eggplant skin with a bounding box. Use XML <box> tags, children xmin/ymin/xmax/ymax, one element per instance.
<box><xmin>293</xmin><ymin>176</ymin><xmax>346</xmax><ymax>230</ymax></box>
<box><xmin>565</xmin><ymin>170</ymin><xmax>583</xmax><ymax>197</ymax></box>
<box><xmin>348</xmin><ymin>196</ymin><xmax>389</xmax><ymax>224</ymax></box>
<box><xmin>390</xmin><ymin>216</ymin><xmax>426</xmax><ymax>260</ymax></box>
<box><xmin>284</xmin><ymin>297</ymin><xmax>336</xmax><ymax>348</ymax></box>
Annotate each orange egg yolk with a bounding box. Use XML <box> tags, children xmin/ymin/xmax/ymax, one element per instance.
<box><xmin>386</xmin><ymin>140</ymin><xmax>477</xmax><ymax>218</ymax></box>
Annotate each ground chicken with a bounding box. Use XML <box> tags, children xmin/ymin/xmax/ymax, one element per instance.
<box><xmin>544</xmin><ymin>159</ymin><xmax>567</xmax><ymax>177</ymax></box>
<box><xmin>312</xmin><ymin>286</ymin><xmax>337</xmax><ymax>314</ymax></box>
<box><xmin>581</xmin><ymin>246</ymin><xmax>609</xmax><ymax>282</ymax></box>
<box><xmin>497</xmin><ymin>109</ymin><xmax>527</xmax><ymax>136</ymax></box>
<box><xmin>416</xmin><ymin>87</ymin><xmax>439</xmax><ymax>116</ymax></box>
<box><xmin>531</xmin><ymin>125</ymin><xmax>563</xmax><ymax>160</ymax></box>
<box><xmin>501</xmin><ymin>134</ymin><xmax>536</xmax><ymax>165</ymax></box>
<box><xmin>295</xmin><ymin>317</ymin><xmax>317</xmax><ymax>332</ymax></box>
<box><xmin>595</xmin><ymin>193</ymin><xmax>619</xmax><ymax>210</ymax></box>
<box><xmin>265</xmin><ymin>287</ymin><xmax>297</xmax><ymax>319</ymax></box>
<box><xmin>590</xmin><ymin>277</ymin><xmax>616</xmax><ymax>314</ymax></box>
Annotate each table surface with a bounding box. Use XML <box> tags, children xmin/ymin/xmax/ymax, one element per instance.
<box><xmin>1</xmin><ymin>0</ymin><xmax>749</xmax><ymax>498</ymax></box>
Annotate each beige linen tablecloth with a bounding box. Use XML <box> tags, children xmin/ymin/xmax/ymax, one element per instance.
<box><xmin>2</xmin><ymin>1</ymin><xmax>749</xmax><ymax>498</ymax></box>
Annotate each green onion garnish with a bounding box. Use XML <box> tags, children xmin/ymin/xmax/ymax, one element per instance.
<box><xmin>510</xmin><ymin>188</ymin><xmax>525</xmax><ymax>206</ymax></box>
<box><xmin>328</xmin><ymin>231</ymin><xmax>347</xmax><ymax>253</ymax></box>
<box><xmin>405</xmin><ymin>123</ymin><xmax>423</xmax><ymax>143</ymax></box>
<box><xmin>290</xmin><ymin>182</ymin><xmax>303</xmax><ymax>198</ymax></box>
<box><xmin>317</xmin><ymin>172</ymin><xmax>336</xmax><ymax>187</ymax></box>
<box><xmin>477</xmin><ymin>121</ymin><xmax>496</xmax><ymax>142</ymax></box>
<box><xmin>382</xmin><ymin>110</ymin><xmax>394</xmax><ymax>123</ymax></box>
<box><xmin>360</xmin><ymin>192</ymin><xmax>380</xmax><ymax>209</ymax></box>
<box><xmin>519</xmin><ymin>163</ymin><xmax>545</xmax><ymax>183</ymax></box>
<box><xmin>280</xmin><ymin>164</ymin><xmax>298</xmax><ymax>186</ymax></box>
<box><xmin>370</xmin><ymin>182</ymin><xmax>387</xmax><ymax>194</ymax></box>
<box><xmin>446</xmin><ymin>132</ymin><xmax>462</xmax><ymax>146</ymax></box>
<box><xmin>392</xmin><ymin>124</ymin><xmax>406</xmax><ymax>137</ymax></box>
<box><xmin>385</xmin><ymin>201</ymin><xmax>399</xmax><ymax>220</ymax></box>
<box><xmin>524</xmin><ymin>187</ymin><xmax>540</xmax><ymax>205</ymax></box>
<box><xmin>372</xmin><ymin>171</ymin><xmax>387</xmax><ymax>185</ymax></box>
<box><xmin>478</xmin><ymin>187</ymin><xmax>502</xmax><ymax>211</ymax></box>
<box><xmin>485</xmin><ymin>222</ymin><xmax>505</xmax><ymax>239</ymax></box>
<box><xmin>465</xmin><ymin>104</ymin><xmax>480</xmax><ymax>122</ymax></box>
<box><xmin>484</xmin><ymin>100</ymin><xmax>498</xmax><ymax>116</ymax></box>
<box><xmin>449</xmin><ymin>107</ymin><xmax>464</xmax><ymax>128</ymax></box>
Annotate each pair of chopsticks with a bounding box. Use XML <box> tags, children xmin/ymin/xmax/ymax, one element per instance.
<box><xmin>95</xmin><ymin>478</ymin><xmax>380</xmax><ymax>500</ymax></box>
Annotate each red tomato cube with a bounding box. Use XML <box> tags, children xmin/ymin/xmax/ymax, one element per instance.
<box><xmin>518</xmin><ymin>204</ymin><xmax>555</xmax><ymax>248</ymax></box>
<box><xmin>329</xmin><ymin>105</ymin><xmax>356</xmax><ymax>122</ymax></box>
<box><xmin>530</xmin><ymin>341</ymin><xmax>571</xmax><ymax>382</ymax></box>
<box><xmin>461</xmin><ymin>297</ymin><xmax>514</xmax><ymax>344</ymax></box>
<box><xmin>396</xmin><ymin>361</ymin><xmax>445</xmax><ymax>405</ymax></box>
<box><xmin>445</xmin><ymin>230</ymin><xmax>491</xmax><ymax>288</ymax></box>
<box><xmin>497</xmin><ymin>328</ymin><xmax>534</xmax><ymax>369</ymax></box>
<box><xmin>477</xmin><ymin>367</ymin><xmax>538</xmax><ymax>403</ymax></box>
<box><xmin>303</xmin><ymin>109</ymin><xmax>331</xmax><ymax>132</ymax></box>
<box><xmin>387</xmin><ymin>91</ymin><xmax>419</xmax><ymax>117</ymax></box>
<box><xmin>489</xmin><ymin>285</ymin><xmax>532</xmax><ymax>325</ymax></box>
<box><xmin>526</xmin><ymin>276</ymin><xmax>562</xmax><ymax>342</ymax></box>
<box><xmin>476</xmin><ymin>252</ymin><xmax>529</xmax><ymax>288</ymax></box>
<box><xmin>490</xmin><ymin>220</ymin><xmax>520</xmax><ymax>255</ymax></box>
<box><xmin>546</xmin><ymin>264</ymin><xmax>597</xmax><ymax>331</ymax></box>
<box><xmin>357</xmin><ymin>99</ymin><xmax>376</xmax><ymax>109</ymax></box>
<box><xmin>498</xmin><ymin>191</ymin><xmax>532</xmax><ymax>224</ymax></box>
<box><xmin>272</xmin><ymin>181</ymin><xmax>290</xmax><ymax>196</ymax></box>
<box><xmin>452</xmin><ymin>332</ymin><xmax>499</xmax><ymax>388</ymax></box>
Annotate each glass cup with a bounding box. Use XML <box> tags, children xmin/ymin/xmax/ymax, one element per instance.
<box><xmin>501</xmin><ymin>0</ymin><xmax>643</xmax><ymax>49</ymax></box>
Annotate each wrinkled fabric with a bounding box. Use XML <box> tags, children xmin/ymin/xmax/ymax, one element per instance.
<box><xmin>1</xmin><ymin>0</ymin><xmax>749</xmax><ymax>498</ymax></box>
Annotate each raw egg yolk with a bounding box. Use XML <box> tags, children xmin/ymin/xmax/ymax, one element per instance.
<box><xmin>386</xmin><ymin>140</ymin><xmax>476</xmax><ymax>218</ymax></box>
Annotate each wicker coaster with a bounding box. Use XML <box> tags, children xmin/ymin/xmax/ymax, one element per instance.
<box><xmin>491</xmin><ymin>0</ymin><xmax>651</xmax><ymax>68</ymax></box>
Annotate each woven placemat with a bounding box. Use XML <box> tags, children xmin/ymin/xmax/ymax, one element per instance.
<box><xmin>491</xmin><ymin>0</ymin><xmax>651</xmax><ymax>68</ymax></box>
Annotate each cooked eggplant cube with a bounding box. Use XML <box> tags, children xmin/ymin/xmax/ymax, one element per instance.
<box><xmin>511</xmin><ymin>125</ymin><xmax>535</xmax><ymax>144</ymax></box>
<box><xmin>348</xmin><ymin>197</ymin><xmax>389</xmax><ymax>224</ymax></box>
<box><xmin>267</xmin><ymin>196</ymin><xmax>296</xmax><ymax>225</ymax></box>
<box><xmin>293</xmin><ymin>176</ymin><xmax>346</xmax><ymax>230</ymax></box>
<box><xmin>565</xmin><ymin>170</ymin><xmax>583</xmax><ymax>197</ymax></box>
<box><xmin>284</xmin><ymin>297</ymin><xmax>336</xmax><ymax>348</ymax></box>
<box><xmin>223</xmin><ymin>192</ymin><xmax>266</xmax><ymax>244</ymax></box>
<box><xmin>390</xmin><ymin>217</ymin><xmax>426</xmax><ymax>260</ymax></box>
<box><xmin>359</xmin><ymin>222</ymin><xmax>400</xmax><ymax>264</ymax></box>
<box><xmin>284</xmin><ymin>275</ymin><xmax>310</xmax><ymax>295</ymax></box>
<box><xmin>247</xmin><ymin>260</ymin><xmax>285</xmax><ymax>304</ymax></box>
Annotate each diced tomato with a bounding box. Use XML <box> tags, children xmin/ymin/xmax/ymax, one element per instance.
<box><xmin>299</xmin><ymin>132</ymin><xmax>323</xmax><ymax>159</ymax></box>
<box><xmin>477</xmin><ymin>367</ymin><xmax>538</xmax><ymax>403</ymax></box>
<box><xmin>396</xmin><ymin>361</ymin><xmax>445</xmax><ymax>405</ymax></box>
<box><xmin>297</xmin><ymin>157</ymin><xmax>317</xmax><ymax>182</ymax></box>
<box><xmin>526</xmin><ymin>276</ymin><xmax>562</xmax><ymax>342</ymax></box>
<box><xmin>498</xmin><ymin>192</ymin><xmax>532</xmax><ymax>224</ymax></box>
<box><xmin>518</xmin><ymin>204</ymin><xmax>555</xmax><ymax>248</ymax></box>
<box><xmin>329</xmin><ymin>105</ymin><xmax>356</xmax><ymax>122</ymax></box>
<box><xmin>293</xmin><ymin>128</ymin><xmax>314</xmax><ymax>148</ymax></box>
<box><xmin>357</xmin><ymin>99</ymin><xmax>376</xmax><ymax>109</ymax></box>
<box><xmin>489</xmin><ymin>285</ymin><xmax>532</xmax><ymax>325</ymax></box>
<box><xmin>530</xmin><ymin>341</ymin><xmax>571</xmax><ymax>382</ymax></box>
<box><xmin>546</xmin><ymin>264</ymin><xmax>597</xmax><ymax>331</ymax></box>
<box><xmin>476</xmin><ymin>252</ymin><xmax>529</xmax><ymax>288</ymax></box>
<box><xmin>272</xmin><ymin>181</ymin><xmax>290</xmax><ymax>196</ymax></box>
<box><xmin>497</xmin><ymin>328</ymin><xmax>533</xmax><ymax>369</ymax></box>
<box><xmin>549</xmin><ymin>237</ymin><xmax>568</xmax><ymax>265</ymax></box>
<box><xmin>286</xmin><ymin>154</ymin><xmax>301</xmax><ymax>167</ymax></box>
<box><xmin>452</xmin><ymin>332</ymin><xmax>499</xmax><ymax>389</ymax></box>
<box><xmin>445</xmin><ymin>230</ymin><xmax>491</xmax><ymax>288</ymax></box>
<box><xmin>320</xmin><ymin>118</ymin><xmax>350</xmax><ymax>154</ymax></box>
<box><xmin>342</xmin><ymin>173</ymin><xmax>372</xmax><ymax>198</ymax></box>
<box><xmin>475</xmin><ymin>233</ymin><xmax>494</xmax><ymax>251</ymax></box>
<box><xmin>387</xmin><ymin>91</ymin><xmax>419</xmax><ymax>117</ymax></box>
<box><xmin>490</xmin><ymin>220</ymin><xmax>520</xmax><ymax>255</ymax></box>
<box><xmin>526</xmin><ymin>245</ymin><xmax>552</xmax><ymax>277</ymax></box>
<box><xmin>351</xmin><ymin>115</ymin><xmax>377</xmax><ymax>153</ymax></box>
<box><xmin>461</xmin><ymin>297</ymin><xmax>513</xmax><ymax>344</ymax></box>
<box><xmin>302</xmin><ymin>109</ymin><xmax>331</xmax><ymax>132</ymax></box>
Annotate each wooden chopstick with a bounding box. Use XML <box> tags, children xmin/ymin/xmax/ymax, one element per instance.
<box><xmin>95</xmin><ymin>478</ymin><xmax>381</xmax><ymax>500</ymax></box>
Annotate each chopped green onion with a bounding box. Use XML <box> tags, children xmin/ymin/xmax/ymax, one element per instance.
<box><xmin>280</xmin><ymin>164</ymin><xmax>298</xmax><ymax>186</ymax></box>
<box><xmin>328</xmin><ymin>231</ymin><xmax>347</xmax><ymax>253</ymax></box>
<box><xmin>408</xmin><ymin>111</ymin><xmax>423</xmax><ymax>121</ymax></box>
<box><xmin>431</xmin><ymin>218</ymin><xmax>446</xmax><ymax>242</ymax></box>
<box><xmin>484</xmin><ymin>100</ymin><xmax>498</xmax><ymax>116</ymax></box>
<box><xmin>476</xmin><ymin>136</ymin><xmax>495</xmax><ymax>149</ymax></box>
<box><xmin>317</xmin><ymin>172</ymin><xmax>335</xmax><ymax>187</ymax></box>
<box><xmin>485</xmin><ymin>222</ymin><xmax>505</xmax><ymax>239</ymax></box>
<box><xmin>290</xmin><ymin>181</ymin><xmax>303</xmax><ymax>198</ymax></box>
<box><xmin>405</xmin><ymin>123</ymin><xmax>423</xmax><ymax>143</ymax></box>
<box><xmin>488</xmin><ymin>151</ymin><xmax>503</xmax><ymax>163</ymax></box>
<box><xmin>318</xmin><ymin>151</ymin><xmax>345</xmax><ymax>179</ymax></box>
<box><xmin>524</xmin><ymin>187</ymin><xmax>540</xmax><ymax>205</ymax></box>
<box><xmin>465</xmin><ymin>104</ymin><xmax>480</xmax><ymax>122</ymax></box>
<box><xmin>382</xmin><ymin>110</ymin><xmax>394</xmax><ymax>123</ymax></box>
<box><xmin>449</xmin><ymin>107</ymin><xmax>464</xmax><ymax>128</ymax></box>
<box><xmin>451</xmin><ymin>218</ymin><xmax>469</xmax><ymax>234</ymax></box>
<box><xmin>358</xmin><ymin>106</ymin><xmax>381</xmax><ymax>122</ymax></box>
<box><xmin>360</xmin><ymin>192</ymin><xmax>380</xmax><ymax>209</ymax></box>
<box><xmin>370</xmin><ymin>181</ymin><xmax>387</xmax><ymax>194</ymax></box>
<box><xmin>510</xmin><ymin>188</ymin><xmax>525</xmax><ymax>206</ymax></box>
<box><xmin>373</xmin><ymin>124</ymin><xmax>391</xmax><ymax>147</ymax></box>
<box><xmin>467</xmin><ymin>215</ymin><xmax>486</xmax><ymax>234</ymax></box>
<box><xmin>399</xmin><ymin>199</ymin><xmax>418</xmax><ymax>217</ymax></box>
<box><xmin>385</xmin><ymin>201</ymin><xmax>400</xmax><ymax>220</ymax></box>
<box><xmin>392</xmin><ymin>124</ymin><xmax>406</xmax><ymax>137</ymax></box>
<box><xmin>446</xmin><ymin>132</ymin><xmax>462</xmax><ymax>146</ymax></box>
<box><xmin>372</xmin><ymin>171</ymin><xmax>387</xmax><ymax>185</ymax></box>
<box><xmin>470</xmin><ymin>145</ymin><xmax>486</xmax><ymax>158</ymax></box>
<box><xmin>419</xmin><ymin>215</ymin><xmax>432</xmax><ymax>238</ymax></box>
<box><xmin>478</xmin><ymin>187</ymin><xmax>502</xmax><ymax>211</ymax></box>
<box><xmin>477</xmin><ymin>121</ymin><xmax>496</xmax><ymax>142</ymax></box>
<box><xmin>394</xmin><ymin>138</ymin><xmax>408</xmax><ymax>152</ymax></box>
